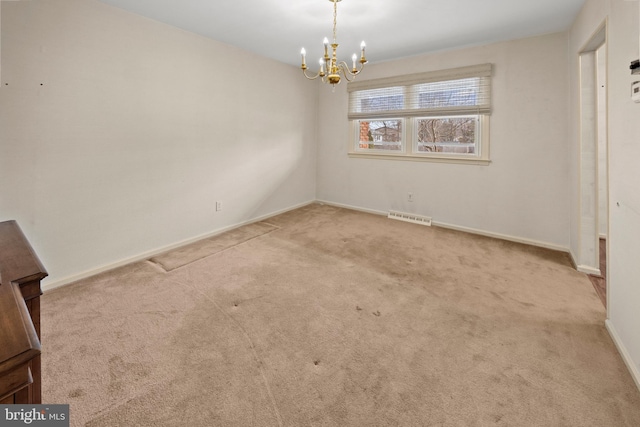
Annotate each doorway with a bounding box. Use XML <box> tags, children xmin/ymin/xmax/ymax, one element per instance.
<box><xmin>578</xmin><ymin>24</ymin><xmax>608</xmax><ymax>310</ymax></box>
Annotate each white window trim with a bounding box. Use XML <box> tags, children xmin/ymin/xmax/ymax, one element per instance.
<box><xmin>347</xmin><ymin>64</ymin><xmax>492</xmax><ymax>165</ymax></box>
<box><xmin>348</xmin><ymin>117</ymin><xmax>490</xmax><ymax>165</ymax></box>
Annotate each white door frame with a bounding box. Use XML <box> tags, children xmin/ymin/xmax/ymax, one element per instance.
<box><xmin>577</xmin><ymin>22</ymin><xmax>607</xmax><ymax>287</ymax></box>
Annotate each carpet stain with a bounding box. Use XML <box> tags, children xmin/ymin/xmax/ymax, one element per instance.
<box><xmin>68</xmin><ymin>388</ymin><xmax>85</xmax><ymax>398</ymax></box>
<box><xmin>519</xmin><ymin>301</ymin><xmax>536</xmax><ymax>308</ymax></box>
<box><xmin>490</xmin><ymin>291</ymin><xmax>505</xmax><ymax>301</ymax></box>
<box><xmin>458</xmin><ymin>255</ymin><xmax>481</xmax><ymax>269</ymax></box>
<box><xmin>472</xmin><ymin>354</ymin><xmax>486</xmax><ymax>363</ymax></box>
<box><xmin>108</xmin><ymin>355</ymin><xmax>150</xmax><ymax>394</ymax></box>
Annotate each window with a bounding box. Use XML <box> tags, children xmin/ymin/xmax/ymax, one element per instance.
<box><xmin>348</xmin><ymin>64</ymin><xmax>492</xmax><ymax>164</ymax></box>
<box><xmin>356</xmin><ymin>119</ymin><xmax>404</xmax><ymax>151</ymax></box>
<box><xmin>415</xmin><ymin>116</ymin><xmax>478</xmax><ymax>154</ymax></box>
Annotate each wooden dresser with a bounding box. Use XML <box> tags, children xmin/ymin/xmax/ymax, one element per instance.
<box><xmin>0</xmin><ymin>220</ymin><xmax>48</xmax><ymax>404</ymax></box>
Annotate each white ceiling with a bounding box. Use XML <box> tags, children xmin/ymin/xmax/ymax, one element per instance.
<box><xmin>97</xmin><ymin>0</ymin><xmax>587</xmax><ymax>67</ymax></box>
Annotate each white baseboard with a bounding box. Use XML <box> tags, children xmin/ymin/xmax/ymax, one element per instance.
<box><xmin>431</xmin><ymin>220</ymin><xmax>570</xmax><ymax>253</ymax></box>
<box><xmin>316</xmin><ymin>200</ymin><xmax>388</xmax><ymax>217</ymax></box>
<box><xmin>606</xmin><ymin>320</ymin><xmax>640</xmax><ymax>393</ymax></box>
<box><xmin>42</xmin><ymin>200</ymin><xmax>315</xmax><ymax>293</ymax></box>
<box><xmin>43</xmin><ymin>199</ymin><xmax>572</xmax><ymax>292</ymax></box>
<box><xmin>569</xmin><ymin>250</ymin><xmax>602</xmax><ymax>276</ymax></box>
<box><xmin>577</xmin><ymin>264</ymin><xmax>601</xmax><ymax>276</ymax></box>
<box><xmin>317</xmin><ymin>200</ymin><xmax>569</xmax><ymax>253</ymax></box>
<box><xmin>569</xmin><ymin>250</ymin><xmax>579</xmax><ymax>269</ymax></box>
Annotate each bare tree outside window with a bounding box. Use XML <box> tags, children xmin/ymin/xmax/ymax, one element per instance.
<box><xmin>417</xmin><ymin>117</ymin><xmax>476</xmax><ymax>154</ymax></box>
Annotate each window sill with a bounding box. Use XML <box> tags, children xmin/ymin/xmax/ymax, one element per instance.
<box><xmin>347</xmin><ymin>152</ymin><xmax>491</xmax><ymax>166</ymax></box>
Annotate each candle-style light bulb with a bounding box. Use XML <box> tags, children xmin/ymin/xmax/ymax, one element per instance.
<box><xmin>360</xmin><ymin>41</ymin><xmax>367</xmax><ymax>62</ymax></box>
<box><xmin>319</xmin><ymin>58</ymin><xmax>325</xmax><ymax>74</ymax></box>
<box><xmin>352</xmin><ymin>53</ymin><xmax>357</xmax><ymax>70</ymax></box>
<box><xmin>323</xmin><ymin>37</ymin><xmax>330</xmax><ymax>59</ymax></box>
<box><xmin>301</xmin><ymin>48</ymin><xmax>307</xmax><ymax>67</ymax></box>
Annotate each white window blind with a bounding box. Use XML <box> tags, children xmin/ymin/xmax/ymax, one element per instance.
<box><xmin>348</xmin><ymin>64</ymin><xmax>492</xmax><ymax>120</ymax></box>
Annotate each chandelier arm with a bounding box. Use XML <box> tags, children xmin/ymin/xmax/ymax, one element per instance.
<box><xmin>338</xmin><ymin>61</ymin><xmax>365</xmax><ymax>79</ymax></box>
<box><xmin>342</xmin><ymin>72</ymin><xmax>354</xmax><ymax>83</ymax></box>
<box><xmin>302</xmin><ymin>68</ymin><xmax>323</xmax><ymax>80</ymax></box>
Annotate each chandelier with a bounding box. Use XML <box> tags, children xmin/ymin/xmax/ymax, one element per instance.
<box><xmin>300</xmin><ymin>0</ymin><xmax>367</xmax><ymax>87</ymax></box>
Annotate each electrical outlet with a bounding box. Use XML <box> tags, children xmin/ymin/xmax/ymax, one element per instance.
<box><xmin>408</xmin><ymin>192</ymin><xmax>414</xmax><ymax>202</ymax></box>
<box><xmin>216</xmin><ymin>201</ymin><xmax>222</xmax><ymax>212</ymax></box>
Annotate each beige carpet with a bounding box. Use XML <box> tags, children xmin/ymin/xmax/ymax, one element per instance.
<box><xmin>41</xmin><ymin>204</ymin><xmax>640</xmax><ymax>426</ymax></box>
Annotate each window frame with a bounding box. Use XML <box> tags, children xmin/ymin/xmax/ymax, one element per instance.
<box><xmin>347</xmin><ymin>64</ymin><xmax>492</xmax><ymax>165</ymax></box>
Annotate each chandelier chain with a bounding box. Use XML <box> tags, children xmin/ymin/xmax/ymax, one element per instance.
<box><xmin>333</xmin><ymin>1</ymin><xmax>338</xmax><ymax>43</ymax></box>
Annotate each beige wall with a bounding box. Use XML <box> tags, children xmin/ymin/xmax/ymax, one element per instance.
<box><xmin>606</xmin><ymin>0</ymin><xmax>640</xmax><ymax>390</ymax></box>
<box><xmin>317</xmin><ymin>32</ymin><xmax>570</xmax><ymax>250</ymax></box>
<box><xmin>0</xmin><ymin>0</ymin><xmax>318</xmax><ymax>286</ymax></box>
<box><xmin>569</xmin><ymin>0</ymin><xmax>640</xmax><ymax>389</ymax></box>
